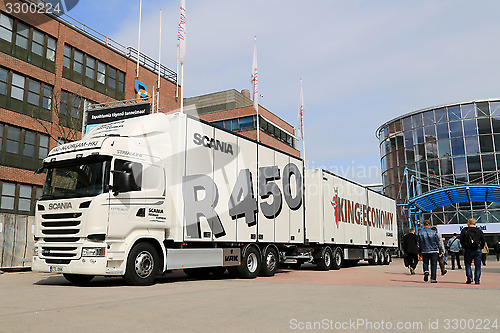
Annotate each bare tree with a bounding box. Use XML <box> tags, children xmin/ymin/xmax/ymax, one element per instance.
<box><xmin>29</xmin><ymin>89</ymin><xmax>84</xmax><ymax>144</ymax></box>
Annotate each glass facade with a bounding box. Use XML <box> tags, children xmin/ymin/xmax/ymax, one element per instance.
<box><xmin>377</xmin><ymin>100</ymin><xmax>500</xmax><ymax>231</ymax></box>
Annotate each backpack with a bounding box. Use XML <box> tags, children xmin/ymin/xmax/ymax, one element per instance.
<box><xmin>464</xmin><ymin>227</ymin><xmax>481</xmax><ymax>250</ymax></box>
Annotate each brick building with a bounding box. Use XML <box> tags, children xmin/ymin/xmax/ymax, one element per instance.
<box><xmin>0</xmin><ymin>2</ymin><xmax>179</xmax><ymax>216</ymax></box>
<box><xmin>185</xmin><ymin>89</ymin><xmax>300</xmax><ymax>158</ymax></box>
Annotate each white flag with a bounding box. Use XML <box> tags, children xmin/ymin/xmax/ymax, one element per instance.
<box><xmin>177</xmin><ymin>0</ymin><xmax>186</xmax><ymax>65</ymax></box>
<box><xmin>297</xmin><ymin>79</ymin><xmax>304</xmax><ymax>140</ymax></box>
<box><xmin>251</xmin><ymin>36</ymin><xmax>258</xmax><ymax>112</ymax></box>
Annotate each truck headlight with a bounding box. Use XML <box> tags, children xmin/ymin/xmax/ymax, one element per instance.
<box><xmin>82</xmin><ymin>247</ymin><xmax>106</xmax><ymax>257</ymax></box>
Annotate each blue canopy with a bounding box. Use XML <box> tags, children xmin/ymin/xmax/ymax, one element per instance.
<box><xmin>408</xmin><ymin>185</ymin><xmax>500</xmax><ymax>212</ymax></box>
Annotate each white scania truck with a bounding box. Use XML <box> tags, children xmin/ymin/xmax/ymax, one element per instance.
<box><xmin>32</xmin><ymin>112</ymin><xmax>397</xmax><ymax>285</ymax></box>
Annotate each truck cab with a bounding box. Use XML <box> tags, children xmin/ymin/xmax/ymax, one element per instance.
<box><xmin>32</xmin><ymin>134</ymin><xmax>168</xmax><ymax>285</ymax></box>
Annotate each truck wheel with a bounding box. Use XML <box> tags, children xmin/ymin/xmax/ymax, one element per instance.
<box><xmin>316</xmin><ymin>247</ymin><xmax>333</xmax><ymax>271</ymax></box>
<box><xmin>63</xmin><ymin>273</ymin><xmax>94</xmax><ymax>285</ymax></box>
<box><xmin>369</xmin><ymin>249</ymin><xmax>378</xmax><ymax>265</ymax></box>
<box><xmin>260</xmin><ymin>247</ymin><xmax>279</xmax><ymax>277</ymax></box>
<box><xmin>331</xmin><ymin>247</ymin><xmax>343</xmax><ymax>270</ymax></box>
<box><xmin>124</xmin><ymin>242</ymin><xmax>159</xmax><ymax>286</ymax></box>
<box><xmin>234</xmin><ymin>246</ymin><xmax>261</xmax><ymax>279</ymax></box>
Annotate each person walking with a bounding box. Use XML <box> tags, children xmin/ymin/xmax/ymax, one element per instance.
<box><xmin>418</xmin><ymin>220</ymin><xmax>444</xmax><ymax>283</ymax></box>
<box><xmin>447</xmin><ymin>233</ymin><xmax>462</xmax><ymax>269</ymax></box>
<box><xmin>481</xmin><ymin>242</ymin><xmax>489</xmax><ymax>266</ymax></box>
<box><xmin>403</xmin><ymin>228</ymin><xmax>419</xmax><ymax>275</ymax></box>
<box><xmin>431</xmin><ymin>227</ymin><xmax>447</xmax><ymax>276</ymax></box>
<box><xmin>460</xmin><ymin>218</ymin><xmax>486</xmax><ymax>285</ymax></box>
<box><xmin>495</xmin><ymin>241</ymin><xmax>500</xmax><ymax>262</ymax></box>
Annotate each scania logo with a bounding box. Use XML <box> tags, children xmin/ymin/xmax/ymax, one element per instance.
<box><xmin>48</xmin><ymin>202</ymin><xmax>73</xmax><ymax>210</ymax></box>
<box><xmin>193</xmin><ymin>133</ymin><xmax>234</xmax><ymax>155</ymax></box>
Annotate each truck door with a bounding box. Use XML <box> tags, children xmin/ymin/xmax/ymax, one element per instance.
<box><xmin>107</xmin><ymin>158</ymin><xmax>146</xmax><ymax>238</ymax></box>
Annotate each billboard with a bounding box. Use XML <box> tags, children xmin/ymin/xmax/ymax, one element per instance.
<box><xmin>84</xmin><ymin>102</ymin><xmax>151</xmax><ymax>133</ymax></box>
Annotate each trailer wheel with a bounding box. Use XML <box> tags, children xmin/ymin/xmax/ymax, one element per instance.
<box><xmin>316</xmin><ymin>247</ymin><xmax>333</xmax><ymax>271</ymax></box>
<box><xmin>260</xmin><ymin>247</ymin><xmax>279</xmax><ymax>277</ymax></box>
<box><xmin>377</xmin><ymin>248</ymin><xmax>385</xmax><ymax>265</ymax></box>
<box><xmin>234</xmin><ymin>246</ymin><xmax>261</xmax><ymax>279</ymax></box>
<box><xmin>124</xmin><ymin>242</ymin><xmax>159</xmax><ymax>286</ymax></box>
<box><xmin>383</xmin><ymin>249</ymin><xmax>391</xmax><ymax>265</ymax></box>
<box><xmin>331</xmin><ymin>247</ymin><xmax>343</xmax><ymax>270</ymax></box>
<box><xmin>63</xmin><ymin>273</ymin><xmax>94</xmax><ymax>285</ymax></box>
<box><xmin>368</xmin><ymin>248</ymin><xmax>378</xmax><ymax>265</ymax></box>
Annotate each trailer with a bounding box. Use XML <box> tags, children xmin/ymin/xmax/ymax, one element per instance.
<box><xmin>32</xmin><ymin>111</ymin><xmax>397</xmax><ymax>285</ymax></box>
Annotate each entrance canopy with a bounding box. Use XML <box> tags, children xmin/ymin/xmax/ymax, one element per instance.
<box><xmin>408</xmin><ymin>184</ymin><xmax>500</xmax><ymax>212</ymax></box>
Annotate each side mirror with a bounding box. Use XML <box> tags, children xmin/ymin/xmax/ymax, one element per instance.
<box><xmin>111</xmin><ymin>170</ymin><xmax>135</xmax><ymax>195</ymax></box>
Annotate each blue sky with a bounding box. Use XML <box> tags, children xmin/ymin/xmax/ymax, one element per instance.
<box><xmin>65</xmin><ymin>0</ymin><xmax>500</xmax><ymax>184</ymax></box>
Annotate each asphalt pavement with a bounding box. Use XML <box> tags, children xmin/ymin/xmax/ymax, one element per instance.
<box><xmin>0</xmin><ymin>256</ymin><xmax>499</xmax><ymax>333</ymax></box>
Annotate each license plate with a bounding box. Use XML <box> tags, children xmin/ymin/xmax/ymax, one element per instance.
<box><xmin>49</xmin><ymin>266</ymin><xmax>63</xmax><ymax>273</ymax></box>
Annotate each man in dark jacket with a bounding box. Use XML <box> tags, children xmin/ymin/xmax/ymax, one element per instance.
<box><xmin>403</xmin><ymin>228</ymin><xmax>418</xmax><ymax>274</ymax></box>
<box><xmin>460</xmin><ymin>218</ymin><xmax>486</xmax><ymax>285</ymax></box>
<box><xmin>418</xmin><ymin>220</ymin><xmax>444</xmax><ymax>283</ymax></box>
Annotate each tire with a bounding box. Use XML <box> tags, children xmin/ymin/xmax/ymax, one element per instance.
<box><xmin>331</xmin><ymin>247</ymin><xmax>343</xmax><ymax>270</ymax></box>
<box><xmin>377</xmin><ymin>248</ymin><xmax>385</xmax><ymax>265</ymax></box>
<box><xmin>123</xmin><ymin>242</ymin><xmax>159</xmax><ymax>286</ymax></box>
<box><xmin>316</xmin><ymin>247</ymin><xmax>333</xmax><ymax>271</ymax></box>
<box><xmin>368</xmin><ymin>248</ymin><xmax>378</xmax><ymax>265</ymax></box>
<box><xmin>384</xmin><ymin>249</ymin><xmax>391</xmax><ymax>265</ymax></box>
<box><xmin>63</xmin><ymin>273</ymin><xmax>94</xmax><ymax>285</ymax></box>
<box><xmin>234</xmin><ymin>246</ymin><xmax>261</xmax><ymax>279</ymax></box>
<box><xmin>260</xmin><ymin>247</ymin><xmax>279</xmax><ymax>277</ymax></box>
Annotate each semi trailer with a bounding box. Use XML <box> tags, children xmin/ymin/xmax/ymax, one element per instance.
<box><xmin>32</xmin><ymin>111</ymin><xmax>397</xmax><ymax>285</ymax></box>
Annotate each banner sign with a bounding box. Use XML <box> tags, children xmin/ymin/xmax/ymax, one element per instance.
<box><xmin>85</xmin><ymin>102</ymin><xmax>151</xmax><ymax>133</ymax></box>
<box><xmin>436</xmin><ymin>223</ymin><xmax>500</xmax><ymax>235</ymax></box>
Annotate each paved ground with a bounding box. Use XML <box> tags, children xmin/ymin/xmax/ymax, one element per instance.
<box><xmin>0</xmin><ymin>256</ymin><xmax>499</xmax><ymax>333</ymax></box>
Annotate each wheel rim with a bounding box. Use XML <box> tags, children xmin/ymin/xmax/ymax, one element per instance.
<box><xmin>247</xmin><ymin>252</ymin><xmax>258</xmax><ymax>273</ymax></box>
<box><xmin>374</xmin><ymin>250</ymin><xmax>378</xmax><ymax>262</ymax></box>
<box><xmin>335</xmin><ymin>250</ymin><xmax>342</xmax><ymax>267</ymax></box>
<box><xmin>135</xmin><ymin>251</ymin><xmax>154</xmax><ymax>278</ymax></box>
<box><xmin>324</xmin><ymin>250</ymin><xmax>331</xmax><ymax>267</ymax></box>
<box><xmin>266</xmin><ymin>251</ymin><xmax>277</xmax><ymax>271</ymax></box>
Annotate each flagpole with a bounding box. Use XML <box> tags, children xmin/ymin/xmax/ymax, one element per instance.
<box><xmin>252</xmin><ymin>36</ymin><xmax>259</xmax><ymax>142</ymax></box>
<box><xmin>180</xmin><ymin>63</ymin><xmax>184</xmax><ymax>114</ymax></box>
<box><xmin>136</xmin><ymin>0</ymin><xmax>142</xmax><ymax>80</ymax></box>
<box><xmin>300</xmin><ymin>78</ymin><xmax>306</xmax><ymax>163</ymax></box>
<box><xmin>177</xmin><ymin>0</ymin><xmax>186</xmax><ymax>112</ymax></box>
<box><xmin>157</xmin><ymin>8</ymin><xmax>162</xmax><ymax>113</ymax></box>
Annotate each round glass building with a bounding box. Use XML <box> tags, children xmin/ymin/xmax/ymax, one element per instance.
<box><xmin>377</xmin><ymin>99</ymin><xmax>500</xmax><ymax>237</ymax></box>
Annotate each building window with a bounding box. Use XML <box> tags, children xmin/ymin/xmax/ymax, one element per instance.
<box><xmin>0</xmin><ymin>13</ymin><xmax>13</xmax><ymax>43</ymax></box>
<box><xmin>0</xmin><ymin>66</ymin><xmax>53</xmax><ymax>119</ymax></box>
<box><xmin>0</xmin><ymin>123</ymin><xmax>50</xmax><ymax>170</ymax></box>
<box><xmin>6</xmin><ymin>125</ymin><xmax>20</xmax><ymax>154</ymax></box>
<box><xmin>18</xmin><ymin>184</ymin><xmax>32</xmax><ymax>211</ymax></box>
<box><xmin>11</xmin><ymin>72</ymin><xmax>25</xmax><ymax>100</ymax></box>
<box><xmin>0</xmin><ymin>182</ymin><xmax>16</xmax><ymax>210</ymax></box>
<box><xmin>0</xmin><ymin>181</ymin><xmax>40</xmax><ymax>215</ymax></box>
<box><xmin>15</xmin><ymin>22</ymin><xmax>29</xmax><ymax>49</ymax></box>
<box><xmin>63</xmin><ymin>44</ymin><xmax>125</xmax><ymax>99</ymax></box>
<box><xmin>0</xmin><ymin>12</ymin><xmax>56</xmax><ymax>72</ymax></box>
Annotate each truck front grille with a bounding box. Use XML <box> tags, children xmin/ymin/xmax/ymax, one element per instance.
<box><xmin>40</xmin><ymin>212</ymin><xmax>82</xmax><ymax>240</ymax></box>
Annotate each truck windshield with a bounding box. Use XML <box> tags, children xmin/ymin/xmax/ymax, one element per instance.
<box><xmin>41</xmin><ymin>156</ymin><xmax>111</xmax><ymax>200</ymax></box>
